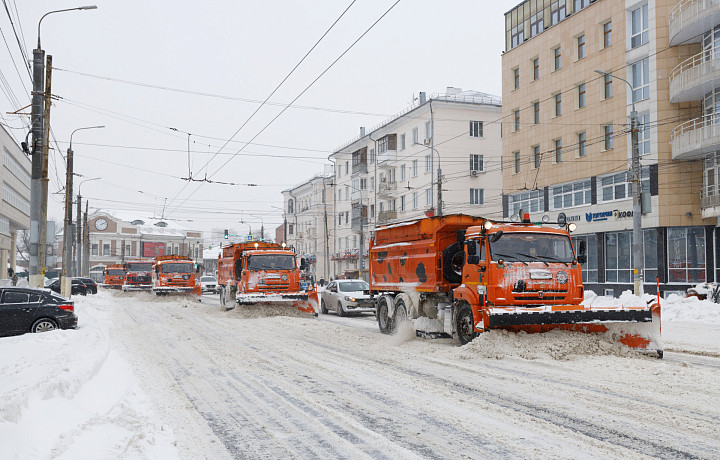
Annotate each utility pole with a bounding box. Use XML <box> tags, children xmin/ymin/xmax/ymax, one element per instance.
<box><xmin>28</xmin><ymin>47</ymin><xmax>45</xmax><ymax>287</ymax></box>
<box><xmin>83</xmin><ymin>201</ymin><xmax>89</xmax><ymax>276</ymax></box>
<box><xmin>437</xmin><ymin>161</ymin><xmax>443</xmax><ymax>217</ymax></box>
<box><xmin>62</xmin><ymin>132</ymin><xmax>73</xmax><ymax>296</ymax></box>
<box><xmin>630</xmin><ymin>110</ymin><xmax>643</xmax><ymax>296</ymax></box>
<box><xmin>76</xmin><ymin>194</ymin><xmax>81</xmax><ymax>275</ymax></box>
<box><xmin>38</xmin><ymin>55</ymin><xmax>52</xmax><ymax>282</ymax></box>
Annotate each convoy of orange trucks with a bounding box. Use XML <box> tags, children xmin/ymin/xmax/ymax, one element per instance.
<box><xmin>102</xmin><ymin>264</ymin><xmax>126</xmax><ymax>289</ymax></box>
<box><xmin>217</xmin><ymin>241</ymin><xmax>318</xmax><ymax>314</ymax></box>
<box><xmin>152</xmin><ymin>255</ymin><xmax>202</xmax><ymax>296</ymax></box>
<box><xmin>368</xmin><ymin>213</ymin><xmax>662</xmax><ymax>356</ymax></box>
<box><xmin>122</xmin><ymin>259</ymin><xmax>154</xmax><ymax>291</ymax></box>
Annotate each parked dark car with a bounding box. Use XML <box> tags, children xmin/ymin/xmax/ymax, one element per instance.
<box><xmin>0</xmin><ymin>287</ymin><xmax>77</xmax><ymax>337</ymax></box>
<box><xmin>45</xmin><ymin>278</ymin><xmax>88</xmax><ymax>296</ymax></box>
<box><xmin>76</xmin><ymin>277</ymin><xmax>98</xmax><ymax>294</ymax></box>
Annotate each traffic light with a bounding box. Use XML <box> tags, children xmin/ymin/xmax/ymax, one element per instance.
<box><xmin>224</xmin><ymin>229</ymin><xmax>228</xmax><ymax>239</ymax></box>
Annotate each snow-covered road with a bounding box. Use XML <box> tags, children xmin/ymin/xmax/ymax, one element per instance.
<box><xmin>2</xmin><ymin>290</ymin><xmax>720</xmax><ymax>459</ymax></box>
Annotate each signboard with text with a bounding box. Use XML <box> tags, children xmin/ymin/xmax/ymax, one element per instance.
<box><xmin>142</xmin><ymin>242</ymin><xmax>165</xmax><ymax>258</ymax></box>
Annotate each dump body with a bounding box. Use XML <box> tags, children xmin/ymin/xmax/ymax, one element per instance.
<box><xmin>102</xmin><ymin>264</ymin><xmax>126</xmax><ymax>289</ymax></box>
<box><xmin>217</xmin><ymin>242</ymin><xmax>317</xmax><ymax>314</ymax></box>
<box><xmin>122</xmin><ymin>259</ymin><xmax>154</xmax><ymax>291</ymax></box>
<box><xmin>152</xmin><ymin>255</ymin><xmax>201</xmax><ymax>296</ymax></box>
<box><xmin>370</xmin><ymin>214</ymin><xmax>661</xmax><ymax>354</ymax></box>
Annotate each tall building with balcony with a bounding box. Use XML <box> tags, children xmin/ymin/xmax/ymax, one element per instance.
<box><xmin>282</xmin><ymin>174</ymin><xmax>334</xmax><ymax>281</ymax></box>
<box><xmin>329</xmin><ymin>88</ymin><xmax>503</xmax><ymax>280</ymax></box>
<box><xmin>502</xmin><ymin>0</ymin><xmax>708</xmax><ymax>296</ymax></box>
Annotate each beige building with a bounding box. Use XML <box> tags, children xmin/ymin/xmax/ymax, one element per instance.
<box><xmin>0</xmin><ymin>124</ymin><xmax>30</xmax><ymax>277</ymax></box>
<box><xmin>329</xmin><ymin>88</ymin><xmax>503</xmax><ymax>280</ymax></box>
<box><xmin>502</xmin><ymin>0</ymin><xmax>710</xmax><ymax>295</ymax></box>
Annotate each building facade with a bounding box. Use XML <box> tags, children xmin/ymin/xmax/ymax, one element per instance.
<box><xmin>502</xmin><ymin>0</ymin><xmax>707</xmax><ymax>296</ymax></box>
<box><xmin>0</xmin><ymin>125</ymin><xmax>30</xmax><ymax>277</ymax></box>
<box><xmin>329</xmin><ymin>88</ymin><xmax>503</xmax><ymax>280</ymax></box>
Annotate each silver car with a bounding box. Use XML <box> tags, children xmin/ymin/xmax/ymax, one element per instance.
<box><xmin>320</xmin><ymin>280</ymin><xmax>374</xmax><ymax>316</ymax></box>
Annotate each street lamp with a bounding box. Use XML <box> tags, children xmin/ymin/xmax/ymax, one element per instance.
<box><xmin>414</xmin><ymin>141</ymin><xmax>443</xmax><ymax>216</ymax></box>
<box><xmin>242</xmin><ymin>214</ymin><xmax>265</xmax><ymax>240</ymax></box>
<box><xmin>595</xmin><ymin>69</ymin><xmax>643</xmax><ymax>295</ymax></box>
<box><xmin>62</xmin><ymin>126</ymin><xmax>103</xmax><ymax>295</ymax></box>
<box><xmin>29</xmin><ymin>5</ymin><xmax>98</xmax><ymax>288</ymax></box>
<box><xmin>76</xmin><ymin>177</ymin><xmax>100</xmax><ymax>277</ymax></box>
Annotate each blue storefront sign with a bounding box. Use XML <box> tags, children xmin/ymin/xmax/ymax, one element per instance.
<box><xmin>585</xmin><ymin>211</ymin><xmax>613</xmax><ymax>222</ymax></box>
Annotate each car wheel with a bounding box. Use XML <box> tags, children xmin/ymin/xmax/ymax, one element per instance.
<box><xmin>455</xmin><ymin>302</ymin><xmax>478</xmax><ymax>345</ymax></box>
<box><xmin>31</xmin><ymin>318</ymin><xmax>57</xmax><ymax>333</ymax></box>
<box><xmin>320</xmin><ymin>299</ymin><xmax>328</xmax><ymax>314</ymax></box>
<box><xmin>336</xmin><ymin>301</ymin><xmax>345</xmax><ymax>317</ymax></box>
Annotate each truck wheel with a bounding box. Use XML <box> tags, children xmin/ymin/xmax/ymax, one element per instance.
<box><xmin>219</xmin><ymin>287</ymin><xmax>226</xmax><ymax>307</ymax></box>
<box><xmin>377</xmin><ymin>296</ymin><xmax>394</xmax><ymax>334</ymax></box>
<box><xmin>442</xmin><ymin>243</ymin><xmax>465</xmax><ymax>284</ymax></box>
<box><xmin>394</xmin><ymin>300</ymin><xmax>408</xmax><ymax>329</ymax></box>
<box><xmin>455</xmin><ymin>303</ymin><xmax>478</xmax><ymax>345</ymax></box>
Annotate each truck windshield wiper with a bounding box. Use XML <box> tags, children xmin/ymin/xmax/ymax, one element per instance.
<box><xmin>537</xmin><ymin>255</ymin><xmax>569</xmax><ymax>266</ymax></box>
<box><xmin>494</xmin><ymin>253</ymin><xmax>527</xmax><ymax>266</ymax></box>
<box><xmin>515</xmin><ymin>252</ymin><xmax>543</xmax><ymax>266</ymax></box>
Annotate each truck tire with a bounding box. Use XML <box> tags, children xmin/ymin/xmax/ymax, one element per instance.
<box><xmin>442</xmin><ymin>243</ymin><xmax>465</xmax><ymax>284</ymax></box>
<box><xmin>393</xmin><ymin>298</ymin><xmax>408</xmax><ymax>331</ymax></box>
<box><xmin>219</xmin><ymin>286</ymin><xmax>226</xmax><ymax>308</ymax></box>
<box><xmin>455</xmin><ymin>302</ymin><xmax>478</xmax><ymax>345</ymax></box>
<box><xmin>377</xmin><ymin>296</ymin><xmax>394</xmax><ymax>334</ymax></box>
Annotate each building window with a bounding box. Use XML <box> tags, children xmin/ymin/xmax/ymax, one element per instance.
<box><xmin>632</xmin><ymin>58</ymin><xmax>650</xmax><ymax>102</ymax></box>
<box><xmin>550</xmin><ymin>0</ymin><xmax>567</xmax><ymax>25</ymax></box>
<box><xmin>400</xmin><ymin>164</ymin><xmax>406</xmax><ymax>181</ymax></box>
<box><xmin>554</xmin><ymin>47</ymin><xmax>561</xmax><ymax>70</ymax></box>
<box><xmin>470</xmin><ymin>154</ymin><xmax>484</xmax><ymax>172</ymax></box>
<box><xmin>412</xmin><ymin>160</ymin><xmax>418</xmax><ymax>177</ymax></box>
<box><xmin>573</xmin><ymin>0</ymin><xmax>589</xmax><ymax>11</ymax></box>
<box><xmin>412</xmin><ymin>127</ymin><xmax>418</xmax><ymax>144</ymax></box>
<box><xmin>400</xmin><ymin>195</ymin><xmax>406</xmax><ymax>211</ymax></box>
<box><xmin>604</xmin><ymin>124</ymin><xmax>614</xmax><ymax>150</ymax></box>
<box><xmin>551</xmin><ymin>179</ymin><xmax>592</xmax><ymax>210</ymax></box>
<box><xmin>603</xmin><ymin>73</ymin><xmax>613</xmax><ymax>99</ymax></box>
<box><xmin>572</xmin><ymin>234</ymin><xmax>598</xmax><ymax>283</ymax></box>
<box><xmin>514</xmin><ymin>151</ymin><xmax>520</xmax><ymax>173</ymax></box>
<box><xmin>514</xmin><ymin>110</ymin><xmax>521</xmax><ymax>130</ymax></box>
<box><xmin>425</xmin><ymin>154</ymin><xmax>432</xmax><ymax>173</ymax></box>
<box><xmin>91</xmin><ymin>244</ymin><xmax>98</xmax><ymax>256</ymax></box>
<box><xmin>577</xmin><ymin>132</ymin><xmax>586</xmax><ymax>157</ymax></box>
<box><xmin>470</xmin><ymin>121</ymin><xmax>483</xmax><ymax>137</ymax></box>
<box><xmin>345</xmin><ymin>161</ymin><xmax>349</xmax><ymax>174</ymax></box>
<box><xmin>631</xmin><ymin>4</ymin><xmax>648</xmax><ymax>48</ymax></box>
<box><xmin>412</xmin><ymin>192</ymin><xmax>418</xmax><ymax>209</ymax></box>
<box><xmin>533</xmin><ymin>145</ymin><xmax>541</xmax><ymax>169</ymax></box>
<box><xmin>578</xmin><ymin>83</ymin><xmax>586</xmax><ymax>108</ymax></box>
<box><xmin>603</xmin><ymin>21</ymin><xmax>612</xmax><ymax>48</ymax></box>
<box><xmin>400</xmin><ymin>134</ymin><xmax>406</xmax><ymax>150</ymax></box>
<box><xmin>533</xmin><ymin>101</ymin><xmax>540</xmax><ymax>124</ymax></box>
<box><xmin>426</xmin><ymin>189</ymin><xmax>432</xmax><ymax>206</ymax></box>
<box><xmin>554</xmin><ymin>93</ymin><xmax>562</xmax><ymax>116</ymax></box>
<box><xmin>369</xmin><ymin>148</ymin><xmax>376</xmax><ymax>164</ymax></box>
<box><xmin>530</xmin><ymin>12</ymin><xmax>544</xmax><ymax>37</ymax></box>
<box><xmin>533</xmin><ymin>58</ymin><xmax>540</xmax><ymax>80</ymax></box>
<box><xmin>577</xmin><ymin>34</ymin><xmax>585</xmax><ymax>59</ymax></box>
<box><xmin>425</xmin><ymin>121</ymin><xmax>432</xmax><ymax>140</ymax></box>
<box><xmin>599</xmin><ymin>171</ymin><xmax>639</xmax><ymax>202</ymax></box>
<box><xmin>289</xmin><ymin>224</ymin><xmax>294</xmax><ymax>235</ymax></box>
<box><xmin>554</xmin><ymin>138</ymin><xmax>562</xmax><ymax>163</ymax></box>
<box><xmin>103</xmin><ymin>244</ymin><xmax>110</xmax><ymax>256</ymax></box>
<box><xmin>511</xmin><ymin>24</ymin><xmax>525</xmax><ymax>48</ymax></box>
<box><xmin>338</xmin><ymin>214</ymin><xmax>342</xmax><ymax>226</ymax></box>
<box><xmin>513</xmin><ymin>68</ymin><xmax>520</xmax><ymax>89</ymax></box>
<box><xmin>639</xmin><ymin>113</ymin><xmax>650</xmax><ymax>155</ymax></box>
<box><xmin>606</xmin><ymin>229</ymin><xmax>659</xmax><ymax>283</ymax></box>
<box><xmin>510</xmin><ymin>189</ymin><xmax>545</xmax><ymax>215</ymax></box>
<box><xmin>345</xmin><ymin>185</ymin><xmax>349</xmax><ymax>200</ymax></box>
<box><xmin>470</xmin><ymin>188</ymin><xmax>484</xmax><ymax>205</ymax></box>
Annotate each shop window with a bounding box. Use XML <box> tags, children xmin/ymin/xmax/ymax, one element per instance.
<box><xmin>572</xmin><ymin>234</ymin><xmax>598</xmax><ymax>283</ymax></box>
<box><xmin>605</xmin><ymin>230</ymin><xmax>657</xmax><ymax>283</ymax></box>
<box><xmin>668</xmin><ymin>227</ymin><xmax>706</xmax><ymax>283</ymax></box>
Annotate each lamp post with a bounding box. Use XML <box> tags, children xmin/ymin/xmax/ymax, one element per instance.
<box><xmin>414</xmin><ymin>142</ymin><xmax>443</xmax><ymax>216</ymax></box>
<box><xmin>76</xmin><ymin>177</ymin><xmax>100</xmax><ymax>277</ymax></box>
<box><xmin>29</xmin><ymin>5</ymin><xmax>97</xmax><ymax>288</ymax></box>
<box><xmin>62</xmin><ymin>126</ymin><xmax>103</xmax><ymax>296</ymax></box>
<box><xmin>243</xmin><ymin>214</ymin><xmax>264</xmax><ymax>240</ymax></box>
<box><xmin>595</xmin><ymin>69</ymin><xmax>643</xmax><ymax>295</ymax></box>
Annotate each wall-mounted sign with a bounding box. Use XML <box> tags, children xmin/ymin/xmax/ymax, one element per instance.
<box><xmin>585</xmin><ymin>211</ymin><xmax>613</xmax><ymax>222</ymax></box>
<box><xmin>567</xmin><ymin>215</ymin><xmax>581</xmax><ymax>222</ymax></box>
<box><xmin>613</xmin><ymin>210</ymin><xmax>633</xmax><ymax>219</ymax></box>
<box><xmin>142</xmin><ymin>242</ymin><xmax>165</xmax><ymax>257</ymax></box>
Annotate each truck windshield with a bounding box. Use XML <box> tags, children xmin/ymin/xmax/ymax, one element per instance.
<box><xmin>490</xmin><ymin>232</ymin><xmax>574</xmax><ymax>263</ymax></box>
<box><xmin>246</xmin><ymin>255</ymin><xmax>295</xmax><ymax>271</ymax></box>
<box><xmin>127</xmin><ymin>263</ymin><xmax>152</xmax><ymax>272</ymax></box>
<box><xmin>161</xmin><ymin>263</ymin><xmax>193</xmax><ymax>274</ymax></box>
<box><xmin>107</xmin><ymin>269</ymin><xmax>126</xmax><ymax>276</ymax></box>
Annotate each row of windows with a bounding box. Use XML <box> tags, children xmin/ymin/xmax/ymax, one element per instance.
<box><xmin>90</xmin><ymin>243</ymin><xmax>200</xmax><ymax>258</ymax></box>
<box><xmin>2</xmin><ymin>147</ymin><xmax>31</xmax><ymax>185</ymax></box>
<box><xmin>2</xmin><ymin>183</ymin><xmax>30</xmax><ymax>215</ymax></box>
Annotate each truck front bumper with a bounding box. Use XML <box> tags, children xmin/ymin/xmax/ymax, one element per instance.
<box><xmin>121</xmin><ymin>284</ymin><xmax>153</xmax><ymax>291</ymax></box>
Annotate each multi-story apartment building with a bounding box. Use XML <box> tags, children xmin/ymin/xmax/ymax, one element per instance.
<box><xmin>329</xmin><ymin>88</ymin><xmax>503</xmax><ymax>280</ymax></box>
<box><xmin>0</xmin><ymin>124</ymin><xmax>30</xmax><ymax>277</ymax></box>
<box><xmin>502</xmin><ymin>0</ymin><xmax>709</xmax><ymax>296</ymax></box>
<box><xmin>282</xmin><ymin>174</ymin><xmax>334</xmax><ymax>281</ymax></box>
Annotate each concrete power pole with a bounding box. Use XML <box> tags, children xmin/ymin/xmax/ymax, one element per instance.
<box><xmin>38</xmin><ymin>56</ymin><xmax>53</xmax><ymax>283</ymax></box>
<box><xmin>28</xmin><ymin>48</ymin><xmax>45</xmax><ymax>287</ymax></box>
<box><xmin>62</xmin><ymin>137</ymin><xmax>73</xmax><ymax>296</ymax></box>
<box><xmin>76</xmin><ymin>194</ymin><xmax>81</xmax><ymax>275</ymax></box>
<box><xmin>83</xmin><ymin>201</ymin><xmax>89</xmax><ymax>276</ymax></box>
<box><xmin>630</xmin><ymin>111</ymin><xmax>643</xmax><ymax>296</ymax></box>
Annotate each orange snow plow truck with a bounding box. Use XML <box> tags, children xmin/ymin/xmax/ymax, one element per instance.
<box><xmin>152</xmin><ymin>255</ymin><xmax>201</xmax><ymax>296</ymax></box>
<box><xmin>102</xmin><ymin>264</ymin><xmax>126</xmax><ymax>289</ymax></box>
<box><xmin>217</xmin><ymin>241</ymin><xmax>318</xmax><ymax>315</ymax></box>
<box><xmin>122</xmin><ymin>259</ymin><xmax>154</xmax><ymax>291</ymax></box>
<box><xmin>370</xmin><ymin>214</ymin><xmax>662</xmax><ymax>356</ymax></box>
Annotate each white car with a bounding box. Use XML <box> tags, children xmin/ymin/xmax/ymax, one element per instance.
<box><xmin>200</xmin><ymin>276</ymin><xmax>218</xmax><ymax>294</ymax></box>
<box><xmin>320</xmin><ymin>280</ymin><xmax>374</xmax><ymax>316</ymax></box>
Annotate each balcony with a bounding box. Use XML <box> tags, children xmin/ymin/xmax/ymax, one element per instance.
<box><xmin>701</xmin><ymin>186</ymin><xmax>720</xmax><ymax>218</ymax></box>
<box><xmin>669</xmin><ymin>0</ymin><xmax>720</xmax><ymax>46</ymax></box>
<box><xmin>377</xmin><ymin>149</ymin><xmax>397</xmax><ymax>168</ymax></box>
<box><xmin>350</xmin><ymin>189</ymin><xmax>367</xmax><ymax>202</ymax></box>
<box><xmin>377</xmin><ymin>210</ymin><xmax>397</xmax><ymax>224</ymax></box>
<box><xmin>671</xmin><ymin>114</ymin><xmax>720</xmax><ymax>159</ymax></box>
<box><xmin>378</xmin><ymin>180</ymin><xmax>397</xmax><ymax>196</ymax></box>
<box><xmin>669</xmin><ymin>49</ymin><xmax>720</xmax><ymax>102</ymax></box>
<box><xmin>352</xmin><ymin>162</ymin><xmax>367</xmax><ymax>175</ymax></box>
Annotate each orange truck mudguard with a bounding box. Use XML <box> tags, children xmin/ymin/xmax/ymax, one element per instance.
<box><xmin>369</xmin><ymin>214</ymin><xmax>662</xmax><ymax>357</ymax></box>
<box><xmin>152</xmin><ymin>255</ymin><xmax>202</xmax><ymax>296</ymax></box>
<box><xmin>217</xmin><ymin>242</ymin><xmax>317</xmax><ymax>315</ymax></box>
<box><xmin>101</xmin><ymin>264</ymin><xmax>126</xmax><ymax>289</ymax></box>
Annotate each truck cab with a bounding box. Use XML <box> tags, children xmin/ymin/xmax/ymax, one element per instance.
<box><xmin>152</xmin><ymin>255</ymin><xmax>201</xmax><ymax>296</ymax></box>
<box><xmin>102</xmin><ymin>264</ymin><xmax>127</xmax><ymax>289</ymax></box>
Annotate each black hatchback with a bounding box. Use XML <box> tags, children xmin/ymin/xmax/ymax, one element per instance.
<box><xmin>76</xmin><ymin>277</ymin><xmax>98</xmax><ymax>294</ymax></box>
<box><xmin>0</xmin><ymin>287</ymin><xmax>77</xmax><ymax>337</ymax></box>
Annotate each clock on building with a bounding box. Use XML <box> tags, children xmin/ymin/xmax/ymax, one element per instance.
<box><xmin>95</xmin><ymin>218</ymin><xmax>108</xmax><ymax>231</ymax></box>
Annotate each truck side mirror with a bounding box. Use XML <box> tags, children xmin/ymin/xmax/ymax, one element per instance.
<box><xmin>577</xmin><ymin>240</ymin><xmax>587</xmax><ymax>264</ymax></box>
<box><xmin>300</xmin><ymin>259</ymin><xmax>307</xmax><ymax>270</ymax></box>
<box><xmin>490</xmin><ymin>230</ymin><xmax>503</xmax><ymax>243</ymax></box>
<box><xmin>465</xmin><ymin>240</ymin><xmax>476</xmax><ymax>256</ymax></box>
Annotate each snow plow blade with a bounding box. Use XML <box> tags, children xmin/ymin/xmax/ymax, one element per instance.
<box><xmin>482</xmin><ymin>302</ymin><xmax>662</xmax><ymax>355</ymax></box>
<box><xmin>235</xmin><ymin>290</ymin><xmax>318</xmax><ymax>316</ymax></box>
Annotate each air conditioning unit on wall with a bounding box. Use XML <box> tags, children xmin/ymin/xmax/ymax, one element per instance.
<box><xmin>470</xmin><ymin>170</ymin><xmax>478</xmax><ymax>176</ymax></box>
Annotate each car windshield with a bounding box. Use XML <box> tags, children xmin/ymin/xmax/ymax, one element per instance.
<box><xmin>127</xmin><ymin>263</ymin><xmax>152</xmax><ymax>272</ymax></box>
<box><xmin>161</xmin><ymin>263</ymin><xmax>193</xmax><ymax>274</ymax></box>
<box><xmin>246</xmin><ymin>255</ymin><xmax>295</xmax><ymax>271</ymax></box>
<box><xmin>200</xmin><ymin>277</ymin><xmax>216</xmax><ymax>282</ymax></box>
<box><xmin>107</xmin><ymin>270</ymin><xmax>125</xmax><ymax>276</ymax></box>
<box><xmin>338</xmin><ymin>281</ymin><xmax>369</xmax><ymax>292</ymax></box>
<box><xmin>489</xmin><ymin>232</ymin><xmax>575</xmax><ymax>263</ymax></box>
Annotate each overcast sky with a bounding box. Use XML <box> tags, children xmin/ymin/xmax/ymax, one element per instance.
<box><xmin>0</xmin><ymin>0</ymin><xmax>517</xmax><ymax>240</ymax></box>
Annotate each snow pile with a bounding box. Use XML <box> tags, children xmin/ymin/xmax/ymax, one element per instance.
<box><xmin>460</xmin><ymin>329</ymin><xmax>639</xmax><ymax>360</ymax></box>
<box><xmin>229</xmin><ymin>303</ymin><xmax>317</xmax><ymax>318</ymax></box>
<box><xmin>0</xmin><ymin>293</ymin><xmax>179</xmax><ymax>459</ymax></box>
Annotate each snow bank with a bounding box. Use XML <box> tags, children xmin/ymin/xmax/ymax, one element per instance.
<box><xmin>0</xmin><ymin>292</ymin><xmax>179</xmax><ymax>459</ymax></box>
